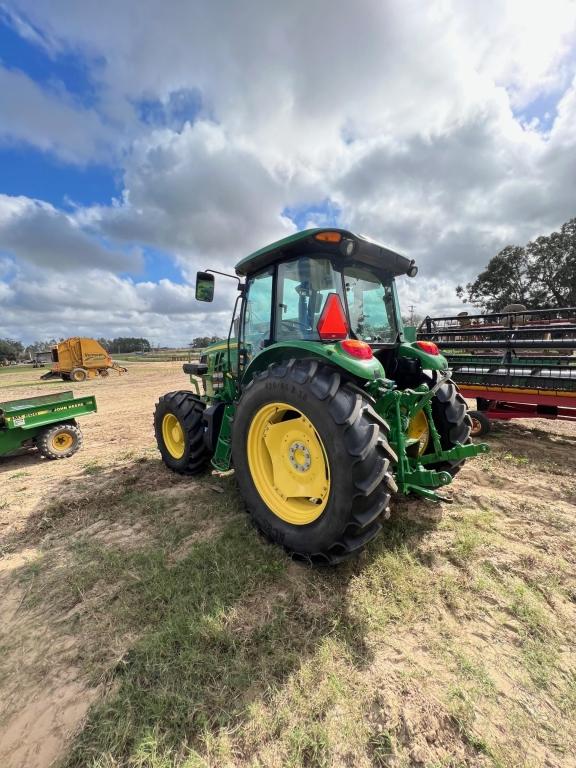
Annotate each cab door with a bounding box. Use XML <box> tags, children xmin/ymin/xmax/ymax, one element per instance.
<box><xmin>241</xmin><ymin>268</ymin><xmax>274</xmax><ymax>362</ymax></box>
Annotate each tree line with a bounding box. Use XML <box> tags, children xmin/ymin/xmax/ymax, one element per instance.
<box><xmin>0</xmin><ymin>335</ymin><xmax>225</xmax><ymax>362</ymax></box>
<box><xmin>97</xmin><ymin>337</ymin><xmax>152</xmax><ymax>353</ymax></box>
<box><xmin>191</xmin><ymin>336</ymin><xmax>223</xmax><ymax>348</ymax></box>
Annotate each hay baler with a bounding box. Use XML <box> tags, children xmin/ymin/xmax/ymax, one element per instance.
<box><xmin>41</xmin><ymin>337</ymin><xmax>127</xmax><ymax>382</ymax></box>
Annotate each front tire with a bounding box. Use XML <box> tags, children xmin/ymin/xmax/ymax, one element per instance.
<box><xmin>154</xmin><ymin>391</ymin><xmax>210</xmax><ymax>475</ymax></box>
<box><xmin>232</xmin><ymin>359</ymin><xmax>397</xmax><ymax>564</ymax></box>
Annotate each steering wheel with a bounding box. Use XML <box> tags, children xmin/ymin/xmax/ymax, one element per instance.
<box><xmin>280</xmin><ymin>320</ymin><xmax>309</xmax><ymax>332</ymax></box>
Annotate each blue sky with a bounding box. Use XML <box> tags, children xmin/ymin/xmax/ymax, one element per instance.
<box><xmin>0</xmin><ymin>145</ymin><xmax>118</xmax><ymax>206</ymax></box>
<box><xmin>0</xmin><ymin>8</ymin><xmax>99</xmax><ymax>106</ymax></box>
<box><xmin>0</xmin><ymin>6</ymin><xmax>337</xmax><ymax>290</ymax></box>
<box><xmin>0</xmin><ymin>10</ymin><xmax>191</xmax><ymax>287</ymax></box>
<box><xmin>0</xmin><ymin>1</ymin><xmax>575</xmax><ymax>345</ymax></box>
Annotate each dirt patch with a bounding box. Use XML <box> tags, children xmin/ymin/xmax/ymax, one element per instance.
<box><xmin>0</xmin><ymin>363</ymin><xmax>195</xmax><ymax>767</ymax></box>
<box><xmin>0</xmin><ymin>666</ymin><xmax>98</xmax><ymax>768</ymax></box>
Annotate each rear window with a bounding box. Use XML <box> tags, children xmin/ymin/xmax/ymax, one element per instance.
<box><xmin>344</xmin><ymin>266</ymin><xmax>397</xmax><ymax>343</ymax></box>
<box><xmin>275</xmin><ymin>257</ymin><xmax>345</xmax><ymax>340</ymax></box>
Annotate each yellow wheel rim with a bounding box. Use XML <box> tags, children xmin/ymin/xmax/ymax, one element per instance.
<box><xmin>407</xmin><ymin>410</ymin><xmax>430</xmax><ymax>456</ymax></box>
<box><xmin>247</xmin><ymin>402</ymin><xmax>330</xmax><ymax>525</ymax></box>
<box><xmin>162</xmin><ymin>413</ymin><xmax>185</xmax><ymax>459</ymax></box>
<box><xmin>51</xmin><ymin>432</ymin><xmax>74</xmax><ymax>452</ymax></box>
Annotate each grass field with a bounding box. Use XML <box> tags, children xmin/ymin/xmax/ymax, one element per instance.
<box><xmin>0</xmin><ymin>363</ymin><xmax>575</xmax><ymax>768</ymax></box>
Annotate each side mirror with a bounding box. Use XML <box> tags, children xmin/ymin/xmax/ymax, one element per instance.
<box><xmin>195</xmin><ymin>271</ymin><xmax>214</xmax><ymax>302</ymax></box>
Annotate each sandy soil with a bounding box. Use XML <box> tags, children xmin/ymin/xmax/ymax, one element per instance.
<box><xmin>0</xmin><ymin>362</ymin><xmax>185</xmax><ymax>528</ymax></box>
<box><xmin>0</xmin><ymin>363</ymin><xmax>185</xmax><ymax>768</ymax></box>
<box><xmin>0</xmin><ymin>363</ymin><xmax>575</xmax><ymax>768</ymax></box>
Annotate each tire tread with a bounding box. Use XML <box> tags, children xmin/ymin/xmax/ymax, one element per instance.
<box><xmin>154</xmin><ymin>391</ymin><xmax>209</xmax><ymax>475</ymax></box>
<box><xmin>237</xmin><ymin>359</ymin><xmax>397</xmax><ymax>564</ymax></box>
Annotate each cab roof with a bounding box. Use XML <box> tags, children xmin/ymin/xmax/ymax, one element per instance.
<box><xmin>234</xmin><ymin>228</ymin><xmax>417</xmax><ymax>278</ymax></box>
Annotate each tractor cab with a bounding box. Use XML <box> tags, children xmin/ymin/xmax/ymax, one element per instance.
<box><xmin>236</xmin><ymin>229</ymin><xmax>414</xmax><ymax>357</ymax></box>
<box><xmin>194</xmin><ymin>228</ymin><xmax>441</xmax><ymax>388</ymax></box>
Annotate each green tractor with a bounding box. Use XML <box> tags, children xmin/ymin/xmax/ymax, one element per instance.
<box><xmin>154</xmin><ymin>229</ymin><xmax>487</xmax><ymax>564</ymax></box>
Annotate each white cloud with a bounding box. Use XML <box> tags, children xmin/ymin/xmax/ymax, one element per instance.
<box><xmin>0</xmin><ymin>0</ymin><xmax>575</xmax><ymax>342</ymax></box>
<box><xmin>82</xmin><ymin>121</ymin><xmax>296</xmax><ymax>272</ymax></box>
<box><xmin>0</xmin><ymin>66</ymin><xmax>118</xmax><ymax>162</ymax></box>
<box><xmin>0</xmin><ymin>194</ymin><xmax>142</xmax><ymax>272</ymax></box>
<box><xmin>466</xmin><ymin>0</ymin><xmax>576</xmax><ymax>107</ymax></box>
<box><xmin>0</xmin><ymin>264</ymin><xmax>232</xmax><ymax>344</ymax></box>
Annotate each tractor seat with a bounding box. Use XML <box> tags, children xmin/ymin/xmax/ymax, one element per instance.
<box><xmin>183</xmin><ymin>362</ymin><xmax>208</xmax><ymax>376</ymax></box>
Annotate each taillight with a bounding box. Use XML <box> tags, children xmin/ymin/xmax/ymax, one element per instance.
<box><xmin>339</xmin><ymin>339</ymin><xmax>373</xmax><ymax>360</ymax></box>
<box><xmin>316</xmin><ymin>293</ymin><xmax>348</xmax><ymax>341</ymax></box>
<box><xmin>416</xmin><ymin>340</ymin><xmax>440</xmax><ymax>355</ymax></box>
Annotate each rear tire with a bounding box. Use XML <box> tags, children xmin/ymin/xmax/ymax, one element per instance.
<box><xmin>425</xmin><ymin>379</ymin><xmax>472</xmax><ymax>476</ymax></box>
<box><xmin>37</xmin><ymin>423</ymin><xmax>82</xmax><ymax>459</ymax></box>
<box><xmin>154</xmin><ymin>391</ymin><xmax>210</xmax><ymax>475</ymax></box>
<box><xmin>232</xmin><ymin>359</ymin><xmax>397</xmax><ymax>564</ymax></box>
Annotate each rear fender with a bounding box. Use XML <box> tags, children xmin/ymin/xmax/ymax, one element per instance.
<box><xmin>397</xmin><ymin>341</ymin><xmax>448</xmax><ymax>371</ymax></box>
<box><xmin>241</xmin><ymin>341</ymin><xmax>385</xmax><ymax>386</ymax></box>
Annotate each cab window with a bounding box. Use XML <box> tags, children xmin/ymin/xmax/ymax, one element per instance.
<box><xmin>276</xmin><ymin>257</ymin><xmax>345</xmax><ymax>340</ymax></box>
<box><xmin>344</xmin><ymin>266</ymin><xmax>397</xmax><ymax>343</ymax></box>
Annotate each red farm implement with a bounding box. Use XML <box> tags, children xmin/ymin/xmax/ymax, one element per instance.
<box><xmin>417</xmin><ymin>307</ymin><xmax>576</xmax><ymax>435</ymax></box>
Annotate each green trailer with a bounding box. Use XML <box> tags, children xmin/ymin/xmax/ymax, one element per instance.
<box><xmin>0</xmin><ymin>390</ymin><xmax>97</xmax><ymax>460</ymax></box>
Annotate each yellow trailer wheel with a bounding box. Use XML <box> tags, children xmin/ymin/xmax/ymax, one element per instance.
<box><xmin>71</xmin><ymin>367</ymin><xmax>88</xmax><ymax>382</ymax></box>
<box><xmin>37</xmin><ymin>424</ymin><xmax>83</xmax><ymax>459</ymax></box>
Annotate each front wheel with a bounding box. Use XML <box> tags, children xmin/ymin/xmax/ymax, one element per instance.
<box><xmin>154</xmin><ymin>391</ymin><xmax>210</xmax><ymax>475</ymax></box>
<box><xmin>231</xmin><ymin>359</ymin><xmax>397</xmax><ymax>564</ymax></box>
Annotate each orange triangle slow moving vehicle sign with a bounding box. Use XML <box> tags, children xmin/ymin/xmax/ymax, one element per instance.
<box><xmin>316</xmin><ymin>293</ymin><xmax>348</xmax><ymax>341</ymax></box>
